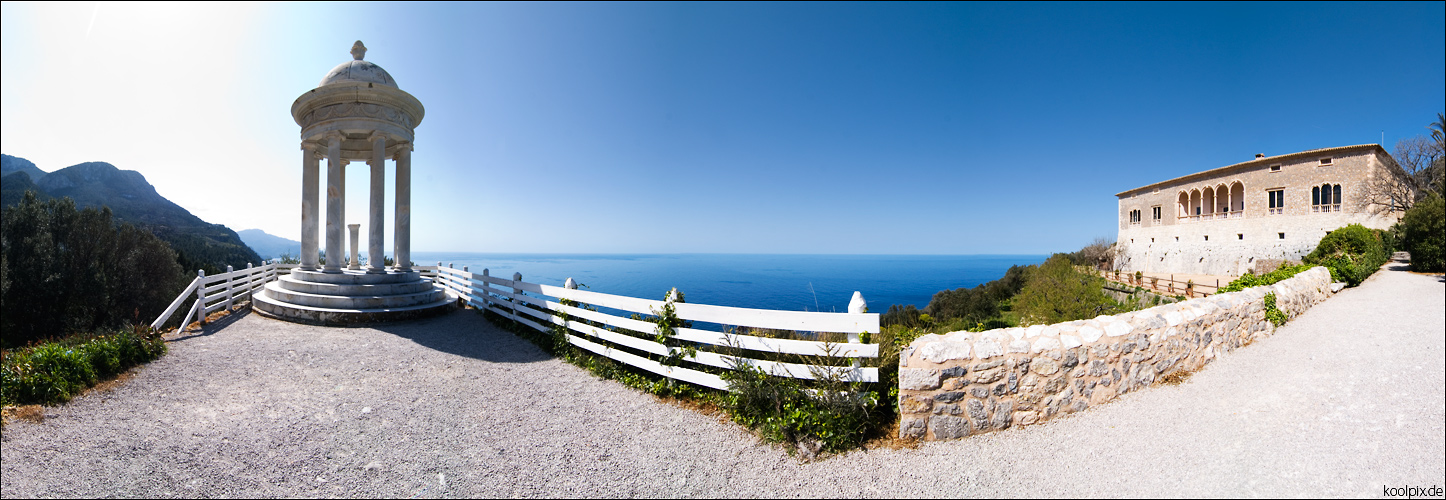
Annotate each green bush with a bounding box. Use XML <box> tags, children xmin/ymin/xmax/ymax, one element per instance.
<box><xmin>1218</xmin><ymin>263</ymin><xmax>1314</xmax><ymax>293</ymax></box>
<box><xmin>1398</xmin><ymin>194</ymin><xmax>1445</xmax><ymax>272</ymax></box>
<box><xmin>1013</xmin><ymin>254</ymin><xmax>1117</xmax><ymax>325</ymax></box>
<box><xmin>720</xmin><ymin>360</ymin><xmax>877</xmax><ymax>456</ymax></box>
<box><xmin>1</xmin><ymin>326</ymin><xmax>166</xmax><ymax>407</ymax></box>
<box><xmin>1303</xmin><ymin>224</ymin><xmax>1391</xmax><ymax>286</ymax></box>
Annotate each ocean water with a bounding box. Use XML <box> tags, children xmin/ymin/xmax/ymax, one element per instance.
<box><xmin>409</xmin><ymin>253</ymin><xmax>1047</xmax><ymax>313</ymax></box>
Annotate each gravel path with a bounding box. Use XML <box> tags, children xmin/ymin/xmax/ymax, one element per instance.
<box><xmin>3</xmin><ymin>258</ymin><xmax>1442</xmax><ymax>497</ymax></box>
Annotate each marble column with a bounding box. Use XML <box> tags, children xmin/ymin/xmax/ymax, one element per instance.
<box><xmin>348</xmin><ymin>224</ymin><xmax>361</xmax><ymax>270</ymax></box>
<box><xmin>323</xmin><ymin>132</ymin><xmax>344</xmax><ymax>273</ymax></box>
<box><xmin>367</xmin><ymin>132</ymin><xmax>387</xmax><ymax>273</ymax></box>
<box><xmin>393</xmin><ymin>143</ymin><xmax>412</xmax><ymax>272</ymax></box>
<box><xmin>299</xmin><ymin>143</ymin><xmax>321</xmax><ymax>271</ymax></box>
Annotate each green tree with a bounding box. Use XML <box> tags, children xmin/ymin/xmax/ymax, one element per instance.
<box><xmin>1</xmin><ymin>191</ymin><xmax>186</xmax><ymax>347</ymax></box>
<box><xmin>1399</xmin><ymin>193</ymin><xmax>1445</xmax><ymax>272</ymax></box>
<box><xmin>1013</xmin><ymin>254</ymin><xmax>1116</xmax><ymax>326</ymax></box>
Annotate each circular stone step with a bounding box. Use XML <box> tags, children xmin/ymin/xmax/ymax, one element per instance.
<box><xmin>254</xmin><ymin>287</ymin><xmax>457</xmax><ymax>326</ymax></box>
<box><xmin>263</xmin><ymin>281</ymin><xmax>445</xmax><ymax>309</ymax></box>
<box><xmin>276</xmin><ymin>275</ymin><xmax>435</xmax><ymax>296</ymax></box>
<box><xmin>289</xmin><ymin>269</ymin><xmax>422</xmax><ymax>285</ymax></box>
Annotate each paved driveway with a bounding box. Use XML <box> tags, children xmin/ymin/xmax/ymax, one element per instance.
<box><xmin>3</xmin><ymin>260</ymin><xmax>1442</xmax><ymax>497</ymax></box>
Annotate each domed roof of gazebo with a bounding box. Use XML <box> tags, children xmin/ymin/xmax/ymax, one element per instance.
<box><xmin>319</xmin><ymin>41</ymin><xmax>397</xmax><ymax>88</ymax></box>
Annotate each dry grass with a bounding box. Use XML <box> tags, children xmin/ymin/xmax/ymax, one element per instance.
<box><xmin>655</xmin><ymin>394</ymin><xmax>728</xmax><ymax>422</ymax></box>
<box><xmin>1158</xmin><ymin>369</ymin><xmax>1195</xmax><ymax>386</ymax></box>
<box><xmin>82</xmin><ymin>369</ymin><xmax>138</xmax><ymax>397</ymax></box>
<box><xmin>1</xmin><ymin>405</ymin><xmax>46</xmax><ymax>427</ymax></box>
<box><xmin>862</xmin><ymin>418</ymin><xmax>921</xmax><ymax>451</ymax></box>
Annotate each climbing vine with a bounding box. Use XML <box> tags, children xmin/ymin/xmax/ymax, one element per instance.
<box><xmin>1263</xmin><ymin>292</ymin><xmax>1287</xmax><ymax>327</ymax></box>
<box><xmin>650</xmin><ymin>289</ymin><xmax>697</xmax><ymax>367</ymax></box>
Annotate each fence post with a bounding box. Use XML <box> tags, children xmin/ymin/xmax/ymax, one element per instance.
<box><xmin>224</xmin><ymin>265</ymin><xmax>235</xmax><ymax>311</ymax></box>
<box><xmin>482</xmin><ymin>268</ymin><xmax>490</xmax><ymax>309</ymax></box>
<box><xmin>563</xmin><ymin>277</ymin><xmax>577</xmax><ymax>333</ymax></box>
<box><xmin>245</xmin><ymin>262</ymin><xmax>254</xmax><ymax>299</ymax></box>
<box><xmin>848</xmin><ymin>291</ymin><xmax>867</xmax><ymax>379</ymax></box>
<box><xmin>512</xmin><ymin>272</ymin><xmax>523</xmax><ymax>322</ymax></box>
<box><xmin>195</xmin><ymin>269</ymin><xmax>207</xmax><ymax>326</ymax></box>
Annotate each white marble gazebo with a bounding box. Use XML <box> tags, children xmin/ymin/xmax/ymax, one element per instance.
<box><xmin>256</xmin><ymin>41</ymin><xmax>454</xmax><ymax>324</ymax></box>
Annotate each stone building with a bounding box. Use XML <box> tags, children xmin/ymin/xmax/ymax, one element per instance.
<box><xmin>1115</xmin><ymin>144</ymin><xmax>1404</xmax><ymax>276</ymax></box>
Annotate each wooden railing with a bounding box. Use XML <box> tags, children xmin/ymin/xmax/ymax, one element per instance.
<box><xmin>425</xmin><ymin>264</ymin><xmax>880</xmax><ymax>391</ymax></box>
<box><xmin>151</xmin><ymin>262</ymin><xmax>297</xmax><ymax>330</ymax></box>
<box><xmin>1095</xmin><ymin>269</ymin><xmax>1219</xmax><ymax>298</ymax></box>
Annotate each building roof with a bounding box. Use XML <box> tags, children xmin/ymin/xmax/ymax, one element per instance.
<box><xmin>1115</xmin><ymin>144</ymin><xmax>1387</xmax><ymax>197</ymax></box>
<box><xmin>319</xmin><ymin>41</ymin><xmax>398</xmax><ymax>88</ymax></box>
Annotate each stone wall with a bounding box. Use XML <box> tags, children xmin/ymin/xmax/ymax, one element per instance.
<box><xmin>896</xmin><ymin>267</ymin><xmax>1335</xmax><ymax>441</ymax></box>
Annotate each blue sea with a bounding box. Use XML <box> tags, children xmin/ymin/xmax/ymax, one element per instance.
<box><xmin>408</xmin><ymin>253</ymin><xmax>1046</xmax><ymax>313</ymax></box>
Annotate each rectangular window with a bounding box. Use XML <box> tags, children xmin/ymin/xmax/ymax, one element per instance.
<box><xmin>1238</xmin><ymin>234</ymin><xmax>1243</xmax><ymax>240</ymax></box>
<box><xmin>1268</xmin><ymin>189</ymin><xmax>1285</xmax><ymax>215</ymax></box>
<box><xmin>1279</xmin><ymin>233</ymin><xmax>1285</xmax><ymax>239</ymax></box>
<box><xmin>1152</xmin><ymin>206</ymin><xmax>1162</xmax><ymax>223</ymax></box>
<box><xmin>1319</xmin><ymin>158</ymin><xmax>1333</xmax><ymax>166</ymax></box>
<box><xmin>1269</xmin><ymin>164</ymin><xmax>1281</xmax><ymax>172</ymax></box>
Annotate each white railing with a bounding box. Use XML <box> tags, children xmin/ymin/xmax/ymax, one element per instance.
<box><xmin>151</xmin><ymin>261</ymin><xmax>297</xmax><ymax>330</ymax></box>
<box><xmin>424</xmin><ymin>263</ymin><xmax>880</xmax><ymax>392</ymax></box>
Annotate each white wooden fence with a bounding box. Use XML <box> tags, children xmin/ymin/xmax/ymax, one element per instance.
<box><xmin>427</xmin><ymin>263</ymin><xmax>881</xmax><ymax>391</ymax></box>
<box><xmin>150</xmin><ymin>261</ymin><xmax>297</xmax><ymax>330</ymax></box>
<box><xmin>149</xmin><ymin>260</ymin><xmax>882</xmax><ymax>392</ymax></box>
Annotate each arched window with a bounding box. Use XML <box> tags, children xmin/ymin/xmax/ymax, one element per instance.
<box><xmin>1230</xmin><ymin>181</ymin><xmax>1245</xmax><ymax>216</ymax></box>
<box><xmin>1313</xmin><ymin>184</ymin><xmax>1342</xmax><ymax>212</ymax></box>
<box><xmin>1203</xmin><ymin>186</ymin><xmax>1216</xmax><ymax>218</ymax></box>
<box><xmin>1190</xmin><ymin>189</ymin><xmax>1202</xmax><ymax>220</ymax></box>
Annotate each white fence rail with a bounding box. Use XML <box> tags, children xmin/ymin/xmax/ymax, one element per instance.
<box><xmin>151</xmin><ymin>261</ymin><xmax>298</xmax><ymax>330</ymax></box>
<box><xmin>150</xmin><ymin>260</ymin><xmax>881</xmax><ymax>392</ymax></box>
<box><xmin>424</xmin><ymin>263</ymin><xmax>881</xmax><ymax>392</ymax></box>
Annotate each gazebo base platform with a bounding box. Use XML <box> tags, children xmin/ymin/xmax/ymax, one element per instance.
<box><xmin>255</xmin><ymin>269</ymin><xmax>456</xmax><ymax>325</ymax></box>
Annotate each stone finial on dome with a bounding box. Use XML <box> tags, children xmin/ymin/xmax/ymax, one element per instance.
<box><xmin>351</xmin><ymin>41</ymin><xmax>367</xmax><ymax>60</ymax></box>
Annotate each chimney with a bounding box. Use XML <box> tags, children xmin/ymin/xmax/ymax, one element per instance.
<box><xmin>1255</xmin><ymin>153</ymin><xmax>1265</xmax><ymax>159</ymax></box>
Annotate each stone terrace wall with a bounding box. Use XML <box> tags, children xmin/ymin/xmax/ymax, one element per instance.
<box><xmin>897</xmin><ymin>266</ymin><xmax>1335</xmax><ymax>441</ymax></box>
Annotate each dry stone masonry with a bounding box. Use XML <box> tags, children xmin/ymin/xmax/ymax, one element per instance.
<box><xmin>897</xmin><ymin>267</ymin><xmax>1335</xmax><ymax>441</ymax></box>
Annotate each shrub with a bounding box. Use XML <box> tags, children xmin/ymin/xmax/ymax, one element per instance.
<box><xmin>1398</xmin><ymin>194</ymin><xmax>1445</xmax><ymax>272</ymax></box>
<box><xmin>1</xmin><ymin>326</ymin><xmax>166</xmax><ymax>407</ymax></box>
<box><xmin>1218</xmin><ymin>263</ymin><xmax>1313</xmax><ymax>293</ymax></box>
<box><xmin>1303</xmin><ymin>224</ymin><xmax>1391</xmax><ymax>286</ymax></box>
<box><xmin>1013</xmin><ymin>254</ymin><xmax>1117</xmax><ymax>325</ymax></box>
<box><xmin>720</xmin><ymin>358</ymin><xmax>877</xmax><ymax>457</ymax></box>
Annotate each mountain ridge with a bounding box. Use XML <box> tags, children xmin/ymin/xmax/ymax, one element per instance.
<box><xmin>238</xmin><ymin>229</ymin><xmax>300</xmax><ymax>260</ymax></box>
<box><xmin>1</xmin><ymin>154</ymin><xmax>47</xmax><ymax>183</ymax></box>
<box><xmin>1</xmin><ymin>154</ymin><xmax>262</xmax><ymax>272</ymax></box>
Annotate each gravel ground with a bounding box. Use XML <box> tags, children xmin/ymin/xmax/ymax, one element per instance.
<box><xmin>3</xmin><ymin>257</ymin><xmax>1442</xmax><ymax>497</ymax></box>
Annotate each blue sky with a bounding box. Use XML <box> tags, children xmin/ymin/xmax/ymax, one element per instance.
<box><xmin>2</xmin><ymin>2</ymin><xmax>1442</xmax><ymax>254</ymax></box>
